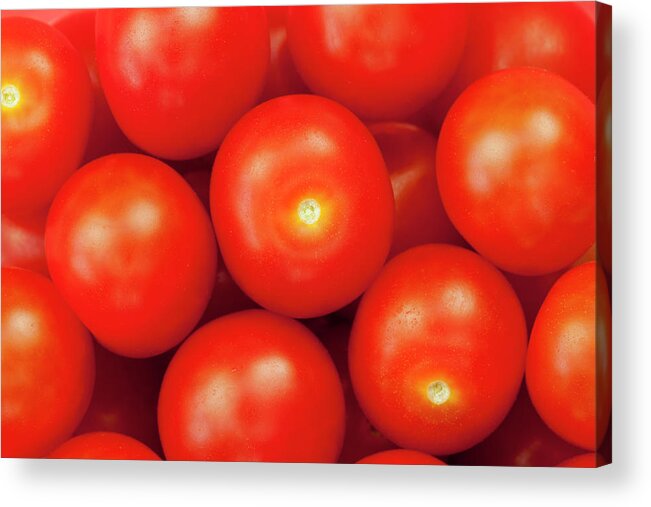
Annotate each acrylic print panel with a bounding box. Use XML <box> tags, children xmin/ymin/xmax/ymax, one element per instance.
<box><xmin>1</xmin><ymin>2</ymin><xmax>611</xmax><ymax>468</ymax></box>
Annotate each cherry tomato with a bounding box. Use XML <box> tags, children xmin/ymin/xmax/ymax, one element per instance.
<box><xmin>369</xmin><ymin>122</ymin><xmax>464</xmax><ymax>258</ymax></box>
<box><xmin>437</xmin><ymin>68</ymin><xmax>595</xmax><ymax>275</ymax></box>
<box><xmin>357</xmin><ymin>449</ymin><xmax>445</xmax><ymax>466</ymax></box>
<box><xmin>1</xmin><ymin>17</ymin><xmax>93</xmax><ymax>215</ymax></box>
<box><xmin>527</xmin><ymin>262</ymin><xmax>611</xmax><ymax>451</ymax></box>
<box><xmin>557</xmin><ymin>453</ymin><xmax>607</xmax><ymax>468</ymax></box>
<box><xmin>1</xmin><ymin>212</ymin><xmax>48</xmax><ymax>276</ymax></box>
<box><xmin>52</xmin><ymin>10</ymin><xmax>136</xmax><ymax>162</ymax></box>
<box><xmin>287</xmin><ymin>5</ymin><xmax>468</xmax><ymax>120</ymax></box>
<box><xmin>0</xmin><ymin>9</ymin><xmax>72</xmax><ymax>24</ymax></box>
<box><xmin>261</xmin><ymin>6</ymin><xmax>308</xmax><ymax>101</ymax></box>
<box><xmin>74</xmin><ymin>343</ymin><xmax>172</xmax><ymax>456</ymax></box>
<box><xmin>158</xmin><ymin>310</ymin><xmax>345</xmax><ymax>462</ymax></box>
<box><xmin>2</xmin><ymin>267</ymin><xmax>95</xmax><ymax>458</ymax></box>
<box><xmin>95</xmin><ymin>7</ymin><xmax>269</xmax><ymax>160</ymax></box>
<box><xmin>211</xmin><ymin>95</ymin><xmax>394</xmax><ymax>318</ymax></box>
<box><xmin>450</xmin><ymin>385</ymin><xmax>582</xmax><ymax>467</ymax></box>
<box><xmin>45</xmin><ymin>153</ymin><xmax>217</xmax><ymax>358</ymax></box>
<box><xmin>349</xmin><ymin>245</ymin><xmax>527</xmax><ymax>455</ymax></box>
<box><xmin>415</xmin><ymin>2</ymin><xmax>596</xmax><ymax>133</ymax></box>
<box><xmin>48</xmin><ymin>432</ymin><xmax>160</xmax><ymax>460</ymax></box>
<box><xmin>597</xmin><ymin>77</ymin><xmax>612</xmax><ymax>274</ymax></box>
<box><xmin>313</xmin><ymin>320</ymin><xmax>396</xmax><ymax>464</ymax></box>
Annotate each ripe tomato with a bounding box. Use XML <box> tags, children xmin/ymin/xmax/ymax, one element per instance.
<box><xmin>74</xmin><ymin>343</ymin><xmax>172</xmax><ymax>456</ymax></box>
<box><xmin>1</xmin><ymin>16</ymin><xmax>93</xmax><ymax>215</ymax></box>
<box><xmin>287</xmin><ymin>4</ymin><xmax>468</xmax><ymax>120</ymax></box>
<box><xmin>45</xmin><ymin>153</ymin><xmax>217</xmax><ymax>358</ymax></box>
<box><xmin>48</xmin><ymin>432</ymin><xmax>161</xmax><ymax>460</ymax></box>
<box><xmin>52</xmin><ymin>10</ymin><xmax>136</xmax><ymax>162</ymax></box>
<box><xmin>211</xmin><ymin>95</ymin><xmax>394</xmax><ymax>318</ymax></box>
<box><xmin>158</xmin><ymin>310</ymin><xmax>345</xmax><ymax>462</ymax></box>
<box><xmin>261</xmin><ymin>6</ymin><xmax>308</xmax><ymax>101</ymax></box>
<box><xmin>450</xmin><ymin>385</ymin><xmax>582</xmax><ymax>467</ymax></box>
<box><xmin>557</xmin><ymin>453</ymin><xmax>607</xmax><ymax>468</ymax></box>
<box><xmin>312</xmin><ymin>320</ymin><xmax>396</xmax><ymax>463</ymax></box>
<box><xmin>597</xmin><ymin>77</ymin><xmax>612</xmax><ymax>274</ymax></box>
<box><xmin>95</xmin><ymin>7</ymin><xmax>269</xmax><ymax>160</ymax></box>
<box><xmin>415</xmin><ymin>2</ymin><xmax>596</xmax><ymax>132</ymax></box>
<box><xmin>1</xmin><ymin>212</ymin><xmax>48</xmax><ymax>276</ymax></box>
<box><xmin>527</xmin><ymin>261</ymin><xmax>611</xmax><ymax>451</ymax></box>
<box><xmin>349</xmin><ymin>245</ymin><xmax>527</xmax><ymax>455</ymax></box>
<box><xmin>1</xmin><ymin>267</ymin><xmax>95</xmax><ymax>458</ymax></box>
<box><xmin>357</xmin><ymin>449</ymin><xmax>445</xmax><ymax>466</ymax></box>
<box><xmin>437</xmin><ymin>68</ymin><xmax>595</xmax><ymax>275</ymax></box>
<box><xmin>369</xmin><ymin>122</ymin><xmax>464</xmax><ymax>258</ymax></box>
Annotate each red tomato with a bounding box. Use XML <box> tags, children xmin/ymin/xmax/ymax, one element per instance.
<box><xmin>158</xmin><ymin>310</ymin><xmax>345</xmax><ymax>462</ymax></box>
<box><xmin>415</xmin><ymin>2</ymin><xmax>596</xmax><ymax>132</ymax></box>
<box><xmin>45</xmin><ymin>153</ymin><xmax>217</xmax><ymax>358</ymax></box>
<box><xmin>1</xmin><ymin>17</ymin><xmax>93</xmax><ymax>215</ymax></box>
<box><xmin>557</xmin><ymin>453</ymin><xmax>607</xmax><ymax>468</ymax></box>
<box><xmin>596</xmin><ymin>4</ymin><xmax>612</xmax><ymax>91</ymax></box>
<box><xmin>95</xmin><ymin>7</ymin><xmax>269</xmax><ymax>160</ymax></box>
<box><xmin>1</xmin><ymin>267</ymin><xmax>95</xmax><ymax>458</ymax></box>
<box><xmin>211</xmin><ymin>95</ymin><xmax>394</xmax><ymax>318</ymax></box>
<box><xmin>597</xmin><ymin>77</ymin><xmax>612</xmax><ymax>274</ymax></box>
<box><xmin>357</xmin><ymin>449</ymin><xmax>445</xmax><ymax>466</ymax></box>
<box><xmin>48</xmin><ymin>432</ymin><xmax>160</xmax><ymax>461</ymax></box>
<box><xmin>437</xmin><ymin>68</ymin><xmax>595</xmax><ymax>275</ymax></box>
<box><xmin>349</xmin><ymin>245</ymin><xmax>527</xmax><ymax>455</ymax></box>
<box><xmin>52</xmin><ymin>10</ymin><xmax>136</xmax><ymax>162</ymax></box>
<box><xmin>450</xmin><ymin>385</ymin><xmax>582</xmax><ymax>467</ymax></box>
<box><xmin>527</xmin><ymin>262</ymin><xmax>612</xmax><ymax>451</ymax></box>
<box><xmin>0</xmin><ymin>9</ymin><xmax>72</xmax><ymax>24</ymax></box>
<box><xmin>1</xmin><ymin>212</ymin><xmax>48</xmax><ymax>276</ymax></box>
<box><xmin>369</xmin><ymin>122</ymin><xmax>464</xmax><ymax>258</ymax></box>
<box><xmin>74</xmin><ymin>343</ymin><xmax>173</xmax><ymax>456</ymax></box>
<box><xmin>287</xmin><ymin>5</ymin><xmax>468</xmax><ymax>120</ymax></box>
<box><xmin>313</xmin><ymin>320</ymin><xmax>396</xmax><ymax>464</ymax></box>
<box><xmin>261</xmin><ymin>6</ymin><xmax>308</xmax><ymax>101</ymax></box>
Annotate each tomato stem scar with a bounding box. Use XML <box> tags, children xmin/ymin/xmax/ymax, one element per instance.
<box><xmin>297</xmin><ymin>198</ymin><xmax>321</xmax><ymax>225</ymax></box>
<box><xmin>427</xmin><ymin>380</ymin><xmax>450</xmax><ymax>405</ymax></box>
<box><xmin>1</xmin><ymin>84</ymin><xmax>20</xmax><ymax>108</ymax></box>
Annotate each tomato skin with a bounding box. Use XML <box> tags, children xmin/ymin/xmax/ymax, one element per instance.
<box><xmin>52</xmin><ymin>10</ymin><xmax>136</xmax><ymax>162</ymax></box>
<box><xmin>211</xmin><ymin>95</ymin><xmax>394</xmax><ymax>318</ymax></box>
<box><xmin>450</xmin><ymin>385</ymin><xmax>582</xmax><ymax>467</ymax></box>
<box><xmin>557</xmin><ymin>453</ymin><xmax>607</xmax><ymax>468</ymax></box>
<box><xmin>349</xmin><ymin>245</ymin><xmax>527</xmax><ymax>456</ymax></box>
<box><xmin>48</xmin><ymin>432</ymin><xmax>161</xmax><ymax>461</ymax></box>
<box><xmin>1</xmin><ymin>267</ymin><xmax>95</xmax><ymax>458</ymax></box>
<box><xmin>527</xmin><ymin>262</ymin><xmax>612</xmax><ymax>451</ymax></box>
<box><xmin>74</xmin><ymin>343</ymin><xmax>172</xmax><ymax>456</ymax></box>
<box><xmin>369</xmin><ymin>122</ymin><xmax>464</xmax><ymax>258</ymax></box>
<box><xmin>357</xmin><ymin>449</ymin><xmax>445</xmax><ymax>466</ymax></box>
<box><xmin>260</xmin><ymin>7</ymin><xmax>308</xmax><ymax>101</ymax></box>
<box><xmin>1</xmin><ymin>212</ymin><xmax>49</xmax><ymax>276</ymax></box>
<box><xmin>1</xmin><ymin>17</ymin><xmax>93</xmax><ymax>215</ymax></box>
<box><xmin>597</xmin><ymin>77</ymin><xmax>612</xmax><ymax>274</ymax></box>
<box><xmin>95</xmin><ymin>7</ymin><xmax>269</xmax><ymax>160</ymax></box>
<box><xmin>437</xmin><ymin>68</ymin><xmax>595</xmax><ymax>276</ymax></box>
<box><xmin>45</xmin><ymin>153</ymin><xmax>217</xmax><ymax>358</ymax></box>
<box><xmin>158</xmin><ymin>310</ymin><xmax>345</xmax><ymax>462</ymax></box>
<box><xmin>287</xmin><ymin>5</ymin><xmax>468</xmax><ymax>120</ymax></box>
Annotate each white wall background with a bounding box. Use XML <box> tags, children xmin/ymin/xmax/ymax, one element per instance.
<box><xmin>1</xmin><ymin>0</ymin><xmax>649</xmax><ymax>505</ymax></box>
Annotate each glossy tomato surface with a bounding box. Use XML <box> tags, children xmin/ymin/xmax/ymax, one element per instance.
<box><xmin>349</xmin><ymin>245</ymin><xmax>527</xmax><ymax>456</ymax></box>
<box><xmin>1</xmin><ymin>16</ymin><xmax>93</xmax><ymax>215</ymax></box>
<box><xmin>211</xmin><ymin>95</ymin><xmax>394</xmax><ymax>318</ymax></box>
<box><xmin>96</xmin><ymin>7</ymin><xmax>269</xmax><ymax>160</ymax></box>
<box><xmin>74</xmin><ymin>343</ymin><xmax>172</xmax><ymax>456</ymax></box>
<box><xmin>287</xmin><ymin>4</ymin><xmax>468</xmax><ymax>120</ymax></box>
<box><xmin>357</xmin><ymin>449</ymin><xmax>445</xmax><ymax>466</ymax></box>
<box><xmin>369</xmin><ymin>122</ymin><xmax>464</xmax><ymax>258</ymax></box>
<box><xmin>158</xmin><ymin>310</ymin><xmax>345</xmax><ymax>462</ymax></box>
<box><xmin>53</xmin><ymin>10</ymin><xmax>136</xmax><ymax>162</ymax></box>
<box><xmin>48</xmin><ymin>432</ymin><xmax>161</xmax><ymax>460</ymax></box>
<box><xmin>527</xmin><ymin>261</ymin><xmax>612</xmax><ymax>451</ymax></box>
<box><xmin>1</xmin><ymin>267</ymin><xmax>95</xmax><ymax>458</ymax></box>
<box><xmin>437</xmin><ymin>68</ymin><xmax>595</xmax><ymax>275</ymax></box>
<box><xmin>45</xmin><ymin>153</ymin><xmax>217</xmax><ymax>358</ymax></box>
<box><xmin>450</xmin><ymin>385</ymin><xmax>582</xmax><ymax>467</ymax></box>
<box><xmin>1</xmin><ymin>212</ymin><xmax>48</xmax><ymax>275</ymax></box>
